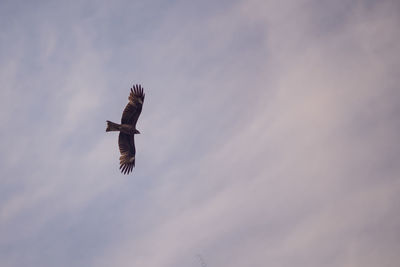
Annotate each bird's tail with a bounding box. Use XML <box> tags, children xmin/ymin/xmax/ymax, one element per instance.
<box><xmin>106</xmin><ymin>120</ymin><xmax>121</xmax><ymax>132</ymax></box>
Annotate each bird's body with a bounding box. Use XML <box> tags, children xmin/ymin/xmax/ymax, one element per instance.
<box><xmin>106</xmin><ymin>84</ymin><xmax>145</xmax><ymax>174</ymax></box>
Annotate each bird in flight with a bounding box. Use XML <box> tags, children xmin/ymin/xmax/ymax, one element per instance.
<box><xmin>106</xmin><ymin>84</ymin><xmax>145</xmax><ymax>174</ymax></box>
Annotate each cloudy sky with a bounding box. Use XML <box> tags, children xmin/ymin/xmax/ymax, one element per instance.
<box><xmin>1</xmin><ymin>0</ymin><xmax>399</xmax><ymax>266</ymax></box>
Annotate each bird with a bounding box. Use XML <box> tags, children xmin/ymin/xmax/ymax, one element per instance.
<box><xmin>106</xmin><ymin>84</ymin><xmax>145</xmax><ymax>174</ymax></box>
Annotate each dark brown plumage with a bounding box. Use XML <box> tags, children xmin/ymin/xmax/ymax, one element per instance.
<box><xmin>106</xmin><ymin>84</ymin><xmax>145</xmax><ymax>174</ymax></box>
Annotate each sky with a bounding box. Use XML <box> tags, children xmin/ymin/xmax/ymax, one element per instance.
<box><xmin>0</xmin><ymin>0</ymin><xmax>399</xmax><ymax>266</ymax></box>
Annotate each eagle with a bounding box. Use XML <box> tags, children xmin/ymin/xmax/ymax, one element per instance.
<box><xmin>106</xmin><ymin>84</ymin><xmax>145</xmax><ymax>174</ymax></box>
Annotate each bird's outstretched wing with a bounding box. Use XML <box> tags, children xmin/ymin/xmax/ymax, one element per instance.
<box><xmin>121</xmin><ymin>84</ymin><xmax>145</xmax><ymax>126</ymax></box>
<box><xmin>118</xmin><ymin>132</ymin><xmax>135</xmax><ymax>174</ymax></box>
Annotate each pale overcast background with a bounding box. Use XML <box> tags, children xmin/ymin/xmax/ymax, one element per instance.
<box><xmin>1</xmin><ymin>0</ymin><xmax>399</xmax><ymax>266</ymax></box>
